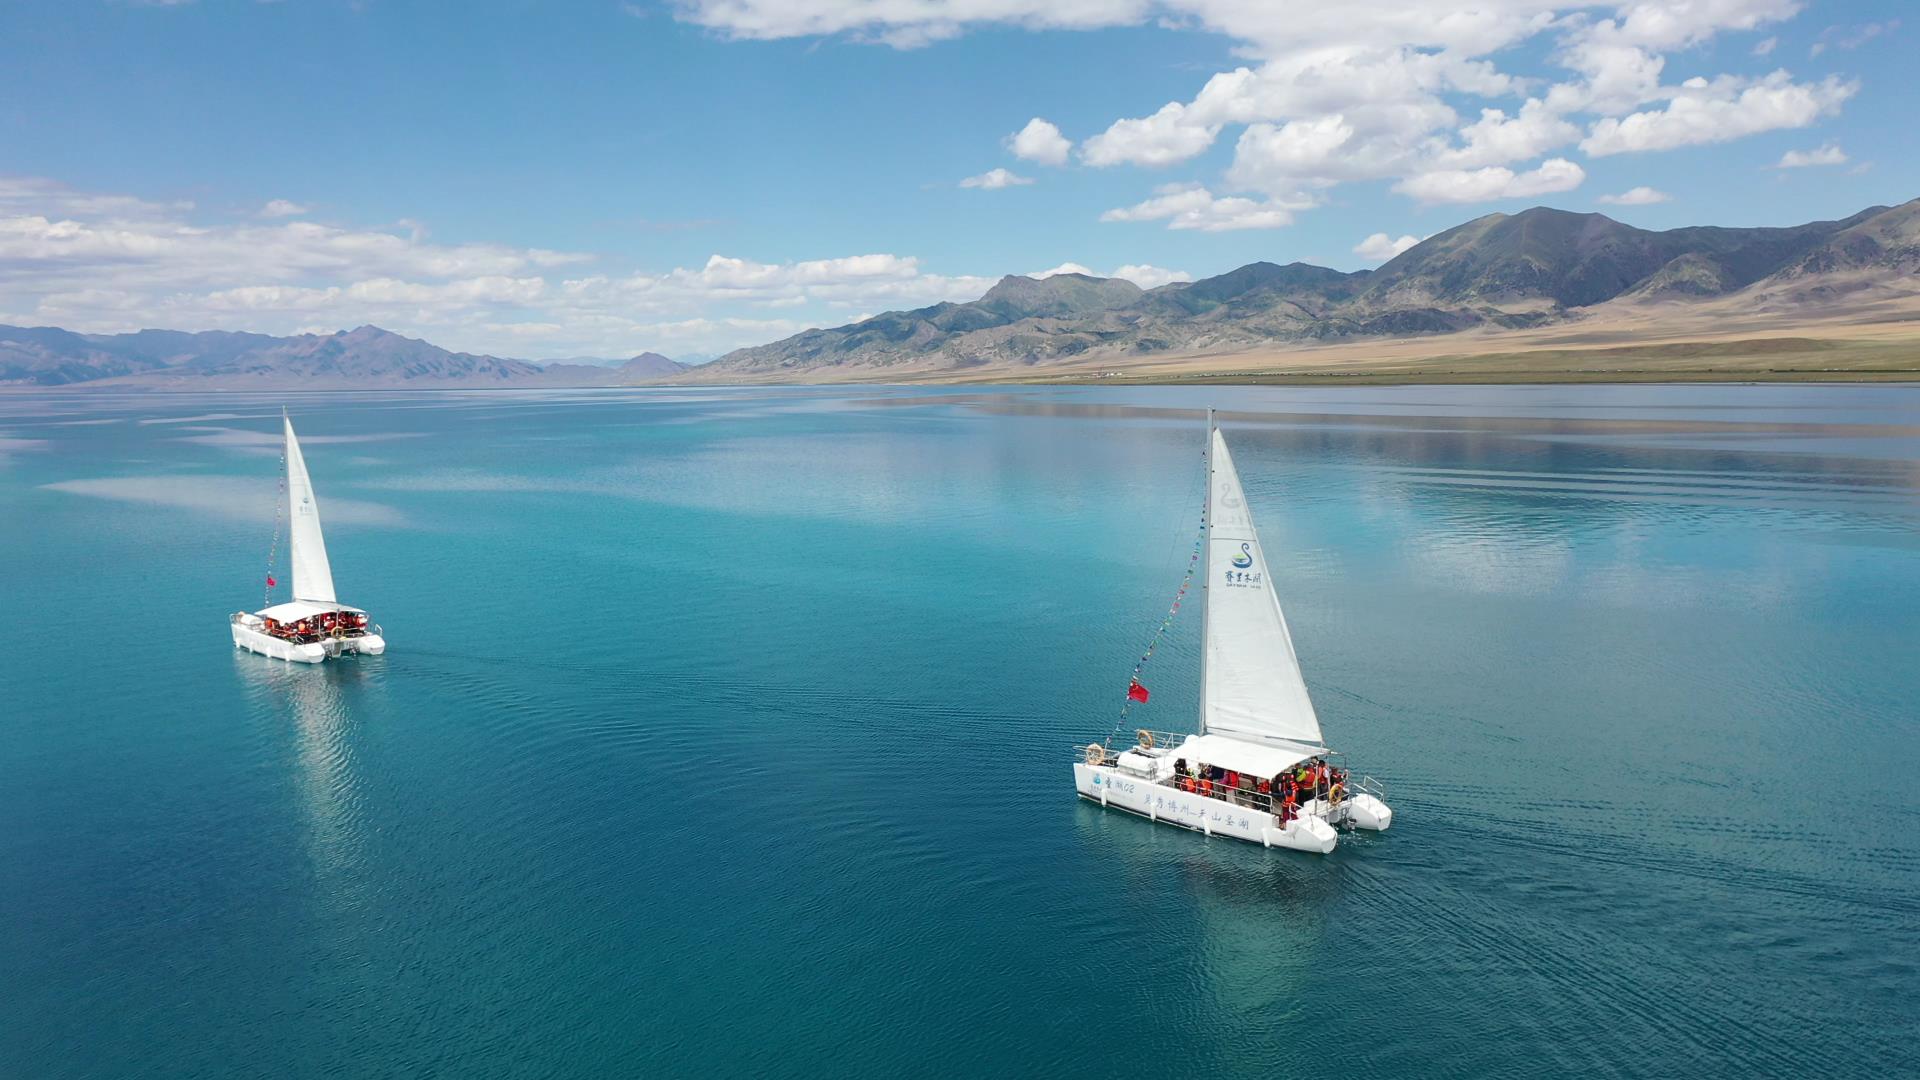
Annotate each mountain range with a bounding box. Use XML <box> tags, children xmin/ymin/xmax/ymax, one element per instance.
<box><xmin>703</xmin><ymin>198</ymin><xmax>1920</xmax><ymax>378</ymax></box>
<box><xmin>4</xmin><ymin>197</ymin><xmax>1914</xmax><ymax>388</ymax></box>
<box><xmin>0</xmin><ymin>325</ymin><xmax>685</xmax><ymax>388</ymax></box>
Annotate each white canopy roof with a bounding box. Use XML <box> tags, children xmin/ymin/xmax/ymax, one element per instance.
<box><xmin>256</xmin><ymin>601</ymin><xmax>363</xmax><ymax>622</ymax></box>
<box><xmin>1172</xmin><ymin>732</ymin><xmax>1323</xmax><ymax>779</ymax></box>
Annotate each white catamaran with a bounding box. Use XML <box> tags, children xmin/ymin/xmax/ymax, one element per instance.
<box><xmin>230</xmin><ymin>413</ymin><xmax>386</xmax><ymax>663</ymax></box>
<box><xmin>1074</xmin><ymin>413</ymin><xmax>1391</xmax><ymax>853</ymax></box>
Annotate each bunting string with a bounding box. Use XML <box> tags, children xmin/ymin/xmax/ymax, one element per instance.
<box><xmin>263</xmin><ymin>446</ymin><xmax>284</xmax><ymax>610</ymax></box>
<box><xmin>1109</xmin><ymin>502</ymin><xmax>1207</xmax><ymax>747</ymax></box>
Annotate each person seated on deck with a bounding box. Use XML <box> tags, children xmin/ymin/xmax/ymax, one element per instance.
<box><xmin>1196</xmin><ymin>762</ymin><xmax>1213</xmax><ymax>797</ymax></box>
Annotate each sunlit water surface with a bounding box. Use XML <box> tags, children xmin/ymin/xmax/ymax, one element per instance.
<box><xmin>2</xmin><ymin>385</ymin><xmax>1916</xmax><ymax>1078</ymax></box>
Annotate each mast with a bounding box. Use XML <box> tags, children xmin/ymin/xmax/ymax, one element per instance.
<box><xmin>1198</xmin><ymin>407</ymin><xmax>1214</xmax><ymax>734</ymax></box>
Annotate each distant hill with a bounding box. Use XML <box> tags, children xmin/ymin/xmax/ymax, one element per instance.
<box><xmin>0</xmin><ymin>325</ymin><xmax>683</xmax><ymax>388</ymax></box>
<box><xmin>698</xmin><ymin>198</ymin><xmax>1920</xmax><ymax>379</ymax></box>
<box><xmin>7</xmin><ymin>197</ymin><xmax>1915</xmax><ymax>388</ymax></box>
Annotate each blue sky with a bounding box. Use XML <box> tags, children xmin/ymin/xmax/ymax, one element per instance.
<box><xmin>0</xmin><ymin>0</ymin><xmax>1910</xmax><ymax>358</ymax></box>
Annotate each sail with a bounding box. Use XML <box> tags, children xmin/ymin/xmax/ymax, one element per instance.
<box><xmin>1201</xmin><ymin>428</ymin><xmax>1324</xmax><ymax>748</ymax></box>
<box><xmin>284</xmin><ymin>415</ymin><xmax>337</xmax><ymax>604</ymax></box>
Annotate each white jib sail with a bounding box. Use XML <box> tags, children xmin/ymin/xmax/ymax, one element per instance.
<box><xmin>1202</xmin><ymin>428</ymin><xmax>1324</xmax><ymax>748</ymax></box>
<box><xmin>284</xmin><ymin>415</ymin><xmax>338</xmax><ymax>605</ymax></box>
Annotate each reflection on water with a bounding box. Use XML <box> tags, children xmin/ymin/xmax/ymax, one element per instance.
<box><xmin>233</xmin><ymin>656</ymin><xmax>376</xmax><ymax>914</ymax></box>
<box><xmin>3</xmin><ymin>385</ymin><xmax>1916</xmax><ymax>1079</ymax></box>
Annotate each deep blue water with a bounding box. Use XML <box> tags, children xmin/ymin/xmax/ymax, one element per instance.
<box><xmin>2</xmin><ymin>385</ymin><xmax>1916</xmax><ymax>1078</ymax></box>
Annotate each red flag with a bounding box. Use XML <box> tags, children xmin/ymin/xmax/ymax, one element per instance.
<box><xmin>1127</xmin><ymin>680</ymin><xmax>1150</xmax><ymax>703</ymax></box>
<box><xmin>266</xmin><ymin>575</ymin><xmax>276</xmax><ymax>587</ymax></box>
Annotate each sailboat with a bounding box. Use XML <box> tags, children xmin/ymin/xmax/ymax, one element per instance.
<box><xmin>1074</xmin><ymin>412</ymin><xmax>1390</xmax><ymax>853</ymax></box>
<box><xmin>229</xmin><ymin>413</ymin><xmax>386</xmax><ymax>663</ymax></box>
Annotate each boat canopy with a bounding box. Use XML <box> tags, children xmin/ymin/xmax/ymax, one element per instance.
<box><xmin>1174</xmin><ymin>732</ymin><xmax>1324</xmax><ymax>779</ymax></box>
<box><xmin>256</xmin><ymin>601</ymin><xmax>364</xmax><ymax>622</ymax></box>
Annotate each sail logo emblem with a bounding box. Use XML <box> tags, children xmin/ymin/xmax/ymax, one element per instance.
<box><xmin>1230</xmin><ymin>542</ymin><xmax>1253</xmax><ymax>569</ymax></box>
<box><xmin>1219</xmin><ymin>484</ymin><xmax>1241</xmax><ymax>508</ymax></box>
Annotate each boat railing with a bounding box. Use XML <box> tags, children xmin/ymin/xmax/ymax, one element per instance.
<box><xmin>1077</xmin><ymin>730</ymin><xmax>1190</xmax><ymax>763</ymax></box>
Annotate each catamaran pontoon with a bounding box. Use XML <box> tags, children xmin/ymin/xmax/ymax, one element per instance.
<box><xmin>230</xmin><ymin>413</ymin><xmax>386</xmax><ymax>663</ymax></box>
<box><xmin>1074</xmin><ymin>412</ymin><xmax>1390</xmax><ymax>853</ymax></box>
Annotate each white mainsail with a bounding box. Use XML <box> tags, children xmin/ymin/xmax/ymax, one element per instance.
<box><xmin>1201</xmin><ymin>427</ymin><xmax>1324</xmax><ymax>748</ymax></box>
<box><xmin>284</xmin><ymin>415</ymin><xmax>337</xmax><ymax>605</ymax></box>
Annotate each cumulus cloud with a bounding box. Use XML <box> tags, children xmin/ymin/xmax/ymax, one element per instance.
<box><xmin>0</xmin><ymin>176</ymin><xmax>1001</xmax><ymax>357</ymax></box>
<box><xmin>259</xmin><ymin>199</ymin><xmax>310</xmax><ymax>218</ymax></box>
<box><xmin>1008</xmin><ymin>118</ymin><xmax>1071</xmax><ymax>167</ymax></box>
<box><xmin>1434</xmin><ymin>100</ymin><xmax>1581</xmax><ymax>169</ymax></box>
<box><xmin>1100</xmin><ymin>183</ymin><xmax>1303</xmax><ymax>231</ymax></box>
<box><xmin>1581</xmin><ymin>72</ymin><xmax>1857</xmax><ymax>156</ymax></box>
<box><xmin>1393</xmin><ymin>158</ymin><xmax>1586</xmax><ymax>204</ymax></box>
<box><xmin>1030</xmin><ymin>262</ymin><xmax>1193</xmax><ymax>288</ymax></box>
<box><xmin>1353</xmin><ymin>233</ymin><xmax>1421</xmax><ymax>261</ymax></box>
<box><xmin>1596</xmin><ymin>186</ymin><xmax>1673</xmax><ymax>204</ymax></box>
<box><xmin>1774</xmin><ymin>143</ymin><xmax>1847</xmax><ymax>168</ymax></box>
<box><xmin>667</xmin><ymin>2</ymin><xmax>1844</xmax><ymax>219</ymax></box>
<box><xmin>958</xmin><ymin>167</ymin><xmax>1034</xmax><ymax>189</ymax></box>
<box><xmin>1081</xmin><ymin>103</ymin><xmax>1221</xmax><ymax>167</ymax></box>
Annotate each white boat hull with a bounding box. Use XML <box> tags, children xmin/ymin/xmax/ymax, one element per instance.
<box><xmin>1343</xmin><ymin>791</ymin><xmax>1392</xmax><ymax>831</ymax></box>
<box><xmin>231</xmin><ymin>621</ymin><xmax>385</xmax><ymax>664</ymax></box>
<box><xmin>1074</xmin><ymin>762</ymin><xmax>1340</xmax><ymax>854</ymax></box>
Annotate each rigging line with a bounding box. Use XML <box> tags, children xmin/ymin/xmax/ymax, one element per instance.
<box><xmin>1107</xmin><ymin>445</ymin><xmax>1209</xmax><ymax>749</ymax></box>
<box><xmin>264</xmin><ymin>446</ymin><xmax>284</xmax><ymax>610</ymax></box>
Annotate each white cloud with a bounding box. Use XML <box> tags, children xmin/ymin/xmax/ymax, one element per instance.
<box><xmin>1353</xmin><ymin>233</ymin><xmax>1421</xmax><ymax>261</ymax></box>
<box><xmin>1008</xmin><ymin>118</ymin><xmax>1071</xmax><ymax>167</ymax></box>
<box><xmin>1581</xmin><ymin>72</ymin><xmax>1857</xmax><ymax>156</ymax></box>
<box><xmin>958</xmin><ymin>167</ymin><xmax>1034</xmax><ymax>189</ymax></box>
<box><xmin>1434</xmin><ymin>100</ymin><xmax>1580</xmax><ymax>169</ymax></box>
<box><xmin>1811</xmin><ymin>20</ymin><xmax>1899</xmax><ymax>56</ymax></box>
<box><xmin>665</xmin><ymin>0</ymin><xmax>1150</xmax><ymax>46</ymax></box>
<box><xmin>1774</xmin><ymin>143</ymin><xmax>1847</xmax><ymax>168</ymax></box>
<box><xmin>1752</xmin><ymin>36</ymin><xmax>1777</xmax><ymax>56</ymax></box>
<box><xmin>0</xmin><ymin>176</ymin><xmax>1005</xmax><ymax>357</ymax></box>
<box><xmin>1100</xmin><ymin>183</ymin><xmax>1302</xmax><ymax>231</ymax></box>
<box><xmin>259</xmin><ymin>199</ymin><xmax>310</xmax><ymax>218</ymax></box>
<box><xmin>667</xmin><ymin>2</ymin><xmax>1838</xmax><ymax>219</ymax></box>
<box><xmin>1081</xmin><ymin>103</ymin><xmax>1220</xmax><ymax>167</ymax></box>
<box><xmin>1596</xmin><ymin>186</ymin><xmax>1673</xmax><ymax>204</ymax></box>
<box><xmin>1030</xmin><ymin>262</ymin><xmax>1194</xmax><ymax>289</ymax></box>
<box><xmin>1393</xmin><ymin>157</ymin><xmax>1586</xmax><ymax>204</ymax></box>
<box><xmin>1111</xmin><ymin>264</ymin><xmax>1192</xmax><ymax>289</ymax></box>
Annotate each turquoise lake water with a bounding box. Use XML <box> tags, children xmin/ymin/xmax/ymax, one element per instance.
<box><xmin>2</xmin><ymin>385</ymin><xmax>1917</xmax><ymax>1077</ymax></box>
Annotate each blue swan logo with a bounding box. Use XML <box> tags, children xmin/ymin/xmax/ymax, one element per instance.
<box><xmin>1230</xmin><ymin>542</ymin><xmax>1253</xmax><ymax>569</ymax></box>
